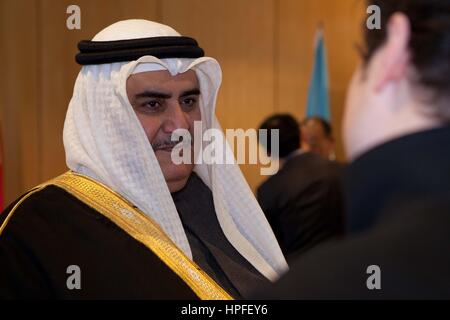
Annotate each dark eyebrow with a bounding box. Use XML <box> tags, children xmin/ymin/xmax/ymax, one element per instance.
<box><xmin>134</xmin><ymin>88</ymin><xmax>200</xmax><ymax>100</ymax></box>
<box><xmin>134</xmin><ymin>91</ymin><xmax>172</xmax><ymax>100</ymax></box>
<box><xmin>180</xmin><ymin>88</ymin><xmax>201</xmax><ymax>98</ymax></box>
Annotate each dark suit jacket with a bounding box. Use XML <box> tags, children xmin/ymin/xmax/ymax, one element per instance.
<box><xmin>255</xmin><ymin>126</ymin><xmax>450</xmax><ymax>299</ymax></box>
<box><xmin>257</xmin><ymin>151</ymin><xmax>344</xmax><ymax>260</ymax></box>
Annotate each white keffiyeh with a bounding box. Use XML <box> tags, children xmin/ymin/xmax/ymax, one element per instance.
<box><xmin>63</xmin><ymin>19</ymin><xmax>288</xmax><ymax>281</ymax></box>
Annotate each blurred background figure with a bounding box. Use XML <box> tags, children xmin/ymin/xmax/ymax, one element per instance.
<box><xmin>301</xmin><ymin>116</ymin><xmax>337</xmax><ymax>161</ymax></box>
<box><xmin>257</xmin><ymin>114</ymin><xmax>344</xmax><ymax>262</ymax></box>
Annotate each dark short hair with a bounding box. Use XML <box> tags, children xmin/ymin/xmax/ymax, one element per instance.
<box><xmin>303</xmin><ymin>117</ymin><xmax>333</xmax><ymax>138</ymax></box>
<box><xmin>259</xmin><ymin>114</ymin><xmax>300</xmax><ymax>158</ymax></box>
<box><xmin>363</xmin><ymin>0</ymin><xmax>450</xmax><ymax>120</ymax></box>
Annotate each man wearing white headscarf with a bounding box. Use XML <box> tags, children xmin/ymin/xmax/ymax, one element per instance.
<box><xmin>0</xmin><ymin>20</ymin><xmax>287</xmax><ymax>299</ymax></box>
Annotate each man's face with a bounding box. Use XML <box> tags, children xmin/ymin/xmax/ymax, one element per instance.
<box><xmin>126</xmin><ymin>69</ymin><xmax>201</xmax><ymax>193</ymax></box>
<box><xmin>302</xmin><ymin>119</ymin><xmax>334</xmax><ymax>159</ymax></box>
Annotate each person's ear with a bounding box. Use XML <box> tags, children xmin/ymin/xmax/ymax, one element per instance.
<box><xmin>375</xmin><ymin>13</ymin><xmax>411</xmax><ymax>92</ymax></box>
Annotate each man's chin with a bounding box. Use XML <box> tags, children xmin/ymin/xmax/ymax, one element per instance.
<box><xmin>154</xmin><ymin>151</ymin><xmax>194</xmax><ymax>191</ymax></box>
<box><xmin>161</xmin><ymin>164</ymin><xmax>194</xmax><ymax>193</ymax></box>
<box><xmin>165</xmin><ymin>174</ymin><xmax>191</xmax><ymax>193</ymax></box>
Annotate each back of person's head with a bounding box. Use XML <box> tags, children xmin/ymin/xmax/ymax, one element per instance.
<box><xmin>365</xmin><ymin>0</ymin><xmax>450</xmax><ymax>119</ymax></box>
<box><xmin>343</xmin><ymin>0</ymin><xmax>450</xmax><ymax>160</ymax></box>
<box><xmin>259</xmin><ymin>114</ymin><xmax>301</xmax><ymax>158</ymax></box>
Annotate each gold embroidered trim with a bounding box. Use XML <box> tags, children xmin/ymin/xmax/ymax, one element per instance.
<box><xmin>47</xmin><ymin>171</ymin><xmax>233</xmax><ymax>300</ymax></box>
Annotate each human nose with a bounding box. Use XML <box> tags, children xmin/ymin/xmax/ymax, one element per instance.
<box><xmin>161</xmin><ymin>102</ymin><xmax>190</xmax><ymax>133</ymax></box>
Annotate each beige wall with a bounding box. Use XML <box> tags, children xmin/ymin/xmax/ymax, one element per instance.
<box><xmin>0</xmin><ymin>0</ymin><xmax>364</xmax><ymax>206</ymax></box>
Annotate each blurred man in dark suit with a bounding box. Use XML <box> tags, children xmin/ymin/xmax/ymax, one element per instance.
<box><xmin>257</xmin><ymin>114</ymin><xmax>344</xmax><ymax>262</ymax></box>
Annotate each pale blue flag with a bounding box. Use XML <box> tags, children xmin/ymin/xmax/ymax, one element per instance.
<box><xmin>306</xmin><ymin>28</ymin><xmax>330</xmax><ymax>121</ymax></box>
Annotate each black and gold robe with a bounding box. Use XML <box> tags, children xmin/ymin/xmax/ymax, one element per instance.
<box><xmin>0</xmin><ymin>172</ymin><xmax>232</xmax><ymax>299</ymax></box>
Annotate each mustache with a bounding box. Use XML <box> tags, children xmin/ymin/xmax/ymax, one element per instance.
<box><xmin>151</xmin><ymin>136</ymin><xmax>193</xmax><ymax>150</ymax></box>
